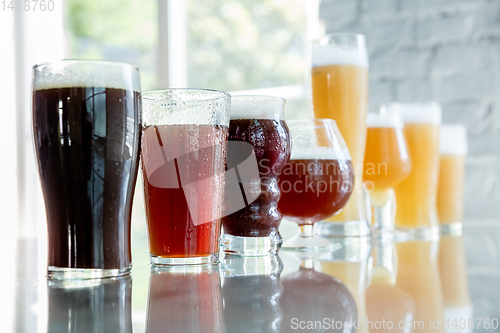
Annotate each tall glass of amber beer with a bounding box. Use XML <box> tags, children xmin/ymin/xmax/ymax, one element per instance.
<box><xmin>311</xmin><ymin>33</ymin><xmax>370</xmax><ymax>237</ymax></box>
<box><xmin>437</xmin><ymin>124</ymin><xmax>467</xmax><ymax>235</ymax></box>
<box><xmin>390</xmin><ymin>103</ymin><xmax>442</xmax><ymax>238</ymax></box>
<box><xmin>141</xmin><ymin>89</ymin><xmax>230</xmax><ymax>265</ymax></box>
<box><xmin>33</xmin><ymin>60</ymin><xmax>142</xmax><ymax>279</ymax></box>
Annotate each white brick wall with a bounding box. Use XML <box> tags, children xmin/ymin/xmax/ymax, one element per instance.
<box><xmin>320</xmin><ymin>0</ymin><xmax>500</xmax><ymax>323</ymax></box>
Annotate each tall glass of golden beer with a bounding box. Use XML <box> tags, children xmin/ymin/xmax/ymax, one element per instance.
<box><xmin>311</xmin><ymin>33</ymin><xmax>370</xmax><ymax>237</ymax></box>
<box><xmin>364</xmin><ymin>108</ymin><xmax>412</xmax><ymax>235</ymax></box>
<box><xmin>437</xmin><ymin>124</ymin><xmax>467</xmax><ymax>234</ymax></box>
<box><xmin>390</xmin><ymin>103</ymin><xmax>442</xmax><ymax>238</ymax></box>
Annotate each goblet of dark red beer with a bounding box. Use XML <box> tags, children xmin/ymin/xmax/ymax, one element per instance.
<box><xmin>221</xmin><ymin>95</ymin><xmax>291</xmax><ymax>256</ymax></box>
<box><xmin>32</xmin><ymin>60</ymin><xmax>141</xmax><ymax>279</ymax></box>
<box><xmin>278</xmin><ymin>119</ymin><xmax>354</xmax><ymax>250</ymax></box>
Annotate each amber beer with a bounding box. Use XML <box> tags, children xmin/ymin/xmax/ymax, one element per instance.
<box><xmin>437</xmin><ymin>125</ymin><xmax>467</xmax><ymax>229</ymax></box>
<box><xmin>141</xmin><ymin>89</ymin><xmax>230</xmax><ymax>266</ymax></box>
<box><xmin>364</xmin><ymin>111</ymin><xmax>411</xmax><ymax>207</ymax></box>
<box><xmin>391</xmin><ymin>103</ymin><xmax>442</xmax><ymax>232</ymax></box>
<box><xmin>278</xmin><ymin>151</ymin><xmax>354</xmax><ymax>222</ymax></box>
<box><xmin>311</xmin><ymin>33</ymin><xmax>369</xmax><ymax>235</ymax></box>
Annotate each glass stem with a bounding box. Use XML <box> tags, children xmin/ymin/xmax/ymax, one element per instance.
<box><xmin>298</xmin><ymin>223</ymin><xmax>314</xmax><ymax>238</ymax></box>
<box><xmin>372</xmin><ymin>189</ymin><xmax>395</xmax><ymax>232</ymax></box>
<box><xmin>300</xmin><ymin>259</ymin><xmax>314</xmax><ymax>270</ymax></box>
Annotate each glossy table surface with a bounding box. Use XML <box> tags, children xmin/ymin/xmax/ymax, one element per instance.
<box><xmin>4</xmin><ymin>230</ymin><xmax>499</xmax><ymax>333</ymax></box>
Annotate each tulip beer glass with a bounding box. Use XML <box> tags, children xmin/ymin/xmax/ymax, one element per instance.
<box><xmin>364</xmin><ymin>108</ymin><xmax>412</xmax><ymax>236</ymax></box>
<box><xmin>278</xmin><ymin>119</ymin><xmax>354</xmax><ymax>250</ymax></box>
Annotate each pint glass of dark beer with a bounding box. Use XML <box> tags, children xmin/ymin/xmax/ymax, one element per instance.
<box><xmin>32</xmin><ymin>60</ymin><xmax>142</xmax><ymax>279</ymax></box>
<box><xmin>220</xmin><ymin>95</ymin><xmax>291</xmax><ymax>256</ymax></box>
<box><xmin>141</xmin><ymin>89</ymin><xmax>230</xmax><ymax>265</ymax></box>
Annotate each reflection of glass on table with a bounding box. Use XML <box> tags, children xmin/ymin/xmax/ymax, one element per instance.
<box><xmin>221</xmin><ymin>255</ymin><xmax>283</xmax><ymax>333</ymax></box>
<box><xmin>366</xmin><ymin>240</ymin><xmax>416</xmax><ymax>333</ymax></box>
<box><xmin>395</xmin><ymin>240</ymin><xmax>445</xmax><ymax>333</ymax></box>
<box><xmin>48</xmin><ymin>276</ymin><xmax>132</xmax><ymax>333</ymax></box>
<box><xmin>439</xmin><ymin>233</ymin><xmax>473</xmax><ymax>332</ymax></box>
<box><xmin>146</xmin><ymin>266</ymin><xmax>224</xmax><ymax>333</ymax></box>
<box><xmin>318</xmin><ymin>238</ymin><xmax>371</xmax><ymax>333</ymax></box>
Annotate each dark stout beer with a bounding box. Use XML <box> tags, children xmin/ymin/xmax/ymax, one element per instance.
<box><xmin>33</xmin><ymin>82</ymin><xmax>141</xmax><ymax>271</ymax></box>
<box><xmin>222</xmin><ymin>118</ymin><xmax>290</xmax><ymax>237</ymax></box>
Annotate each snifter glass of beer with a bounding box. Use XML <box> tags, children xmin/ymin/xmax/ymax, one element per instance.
<box><xmin>311</xmin><ymin>33</ymin><xmax>370</xmax><ymax>237</ymax></box>
<box><xmin>437</xmin><ymin>124</ymin><xmax>467</xmax><ymax>235</ymax></box>
<box><xmin>221</xmin><ymin>95</ymin><xmax>291</xmax><ymax>256</ymax></box>
<box><xmin>33</xmin><ymin>60</ymin><xmax>142</xmax><ymax>279</ymax></box>
<box><xmin>278</xmin><ymin>119</ymin><xmax>354</xmax><ymax>250</ymax></box>
<box><xmin>364</xmin><ymin>108</ymin><xmax>412</xmax><ymax>235</ymax></box>
<box><xmin>390</xmin><ymin>103</ymin><xmax>442</xmax><ymax>238</ymax></box>
<box><xmin>141</xmin><ymin>89</ymin><xmax>230</xmax><ymax>265</ymax></box>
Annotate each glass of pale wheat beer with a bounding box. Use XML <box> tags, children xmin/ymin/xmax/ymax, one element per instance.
<box><xmin>311</xmin><ymin>33</ymin><xmax>370</xmax><ymax>237</ymax></box>
<box><xmin>278</xmin><ymin>119</ymin><xmax>354</xmax><ymax>250</ymax></box>
<box><xmin>437</xmin><ymin>124</ymin><xmax>467</xmax><ymax>235</ymax></box>
<box><xmin>221</xmin><ymin>95</ymin><xmax>291</xmax><ymax>256</ymax></box>
<box><xmin>141</xmin><ymin>89</ymin><xmax>230</xmax><ymax>265</ymax></box>
<box><xmin>33</xmin><ymin>60</ymin><xmax>141</xmax><ymax>279</ymax></box>
<box><xmin>388</xmin><ymin>103</ymin><xmax>442</xmax><ymax>238</ymax></box>
<box><xmin>363</xmin><ymin>108</ymin><xmax>412</xmax><ymax>236</ymax></box>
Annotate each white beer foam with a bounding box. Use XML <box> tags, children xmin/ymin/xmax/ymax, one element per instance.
<box><xmin>312</xmin><ymin>44</ymin><xmax>368</xmax><ymax>68</ymax></box>
<box><xmin>33</xmin><ymin>61</ymin><xmax>141</xmax><ymax>92</ymax></box>
<box><xmin>290</xmin><ymin>147</ymin><xmax>351</xmax><ymax>161</ymax></box>
<box><xmin>386</xmin><ymin>102</ymin><xmax>442</xmax><ymax>124</ymax></box>
<box><xmin>367</xmin><ymin>109</ymin><xmax>404</xmax><ymax>128</ymax></box>
<box><xmin>230</xmin><ymin>95</ymin><xmax>285</xmax><ymax>120</ymax></box>
<box><xmin>440</xmin><ymin>124</ymin><xmax>468</xmax><ymax>155</ymax></box>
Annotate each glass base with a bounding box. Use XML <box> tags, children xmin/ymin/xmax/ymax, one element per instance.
<box><xmin>150</xmin><ymin>254</ymin><xmax>219</xmax><ymax>266</ymax></box>
<box><xmin>221</xmin><ymin>234</ymin><xmax>280</xmax><ymax>256</ymax></box>
<box><xmin>394</xmin><ymin>225</ymin><xmax>440</xmax><ymax>241</ymax></box>
<box><xmin>47</xmin><ymin>265</ymin><xmax>131</xmax><ymax>280</ymax></box>
<box><xmin>440</xmin><ymin>222</ymin><xmax>463</xmax><ymax>236</ymax></box>
<box><xmin>315</xmin><ymin>220</ymin><xmax>372</xmax><ymax>237</ymax></box>
<box><xmin>282</xmin><ymin>234</ymin><xmax>338</xmax><ymax>251</ymax></box>
<box><xmin>151</xmin><ymin>263</ymin><xmax>218</xmax><ymax>273</ymax></box>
